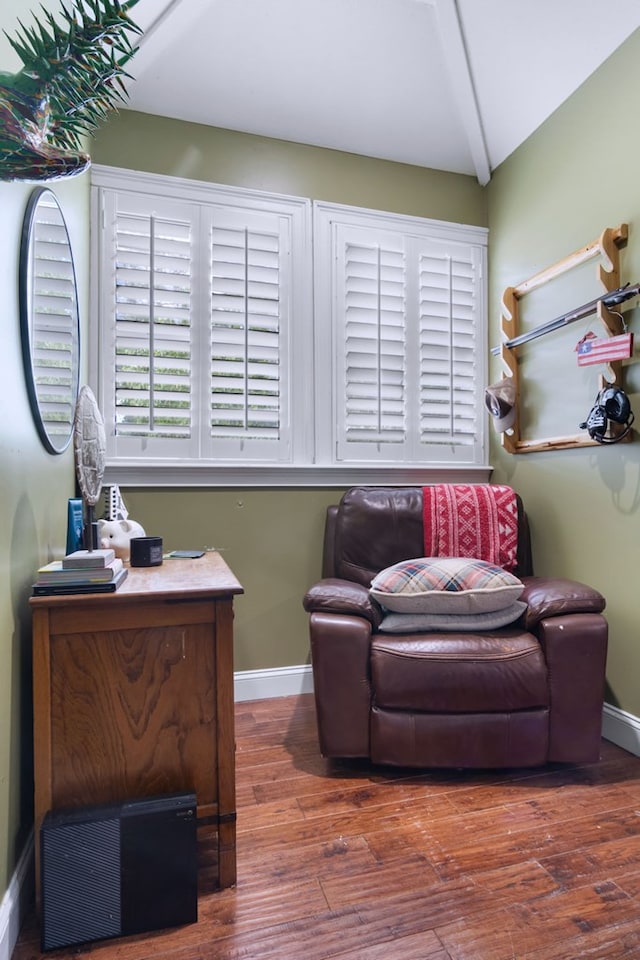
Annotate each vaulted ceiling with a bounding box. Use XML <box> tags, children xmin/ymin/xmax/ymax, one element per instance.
<box><xmin>121</xmin><ymin>0</ymin><xmax>640</xmax><ymax>185</ymax></box>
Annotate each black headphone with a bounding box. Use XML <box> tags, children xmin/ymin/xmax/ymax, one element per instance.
<box><xmin>579</xmin><ymin>386</ymin><xmax>634</xmax><ymax>443</ymax></box>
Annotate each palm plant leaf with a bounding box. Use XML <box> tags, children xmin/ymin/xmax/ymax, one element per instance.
<box><xmin>0</xmin><ymin>0</ymin><xmax>142</xmax><ymax>179</ymax></box>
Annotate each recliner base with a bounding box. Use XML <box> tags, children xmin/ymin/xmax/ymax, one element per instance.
<box><xmin>371</xmin><ymin>706</ymin><xmax>550</xmax><ymax>768</ymax></box>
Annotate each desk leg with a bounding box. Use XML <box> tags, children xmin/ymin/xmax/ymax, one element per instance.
<box><xmin>215</xmin><ymin>599</ymin><xmax>236</xmax><ymax>888</ymax></box>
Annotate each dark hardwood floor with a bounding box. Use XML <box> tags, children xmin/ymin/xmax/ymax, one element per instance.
<box><xmin>13</xmin><ymin>694</ymin><xmax>640</xmax><ymax>959</ymax></box>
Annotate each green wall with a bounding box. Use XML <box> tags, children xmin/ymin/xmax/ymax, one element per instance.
<box><xmin>92</xmin><ymin>110</ymin><xmax>488</xmax><ymax>225</ymax></box>
<box><xmin>92</xmin><ymin>111</ymin><xmax>487</xmax><ymax>674</ymax></box>
<box><xmin>487</xmin><ymin>28</ymin><xmax>640</xmax><ymax>715</ymax></box>
<box><xmin>0</xmin><ymin>4</ymin><xmax>91</xmax><ymax>897</ymax></box>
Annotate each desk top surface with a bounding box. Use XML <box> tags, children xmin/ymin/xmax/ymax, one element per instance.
<box><xmin>30</xmin><ymin>550</ymin><xmax>243</xmax><ymax>607</ymax></box>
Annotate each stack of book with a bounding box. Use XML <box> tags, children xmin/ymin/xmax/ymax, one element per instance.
<box><xmin>33</xmin><ymin>548</ymin><xmax>128</xmax><ymax>596</ymax></box>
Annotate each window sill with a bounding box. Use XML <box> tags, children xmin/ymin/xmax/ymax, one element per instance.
<box><xmin>104</xmin><ymin>462</ymin><xmax>493</xmax><ymax>488</ymax></box>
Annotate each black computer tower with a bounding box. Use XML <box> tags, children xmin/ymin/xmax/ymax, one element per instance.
<box><xmin>40</xmin><ymin>792</ymin><xmax>198</xmax><ymax>951</ymax></box>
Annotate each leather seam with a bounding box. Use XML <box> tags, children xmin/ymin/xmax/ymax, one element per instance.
<box><xmin>372</xmin><ymin>648</ymin><xmax>541</xmax><ymax>663</ymax></box>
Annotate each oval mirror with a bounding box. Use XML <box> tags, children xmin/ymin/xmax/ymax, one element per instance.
<box><xmin>19</xmin><ymin>187</ymin><xmax>80</xmax><ymax>454</ymax></box>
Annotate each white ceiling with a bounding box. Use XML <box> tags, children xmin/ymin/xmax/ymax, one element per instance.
<box><xmin>124</xmin><ymin>0</ymin><xmax>640</xmax><ymax>185</ymax></box>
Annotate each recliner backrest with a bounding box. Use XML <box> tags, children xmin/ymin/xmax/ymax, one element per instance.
<box><xmin>325</xmin><ymin>486</ymin><xmax>533</xmax><ymax>585</ymax></box>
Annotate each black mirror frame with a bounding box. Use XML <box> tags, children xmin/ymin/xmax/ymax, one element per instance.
<box><xmin>19</xmin><ymin>187</ymin><xmax>81</xmax><ymax>455</ymax></box>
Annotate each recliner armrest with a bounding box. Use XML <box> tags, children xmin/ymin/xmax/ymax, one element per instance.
<box><xmin>520</xmin><ymin>576</ymin><xmax>606</xmax><ymax>630</ymax></box>
<box><xmin>303</xmin><ymin>578</ymin><xmax>383</xmax><ymax>629</ymax></box>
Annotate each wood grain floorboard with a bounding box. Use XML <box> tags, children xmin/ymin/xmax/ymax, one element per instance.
<box><xmin>12</xmin><ymin>693</ymin><xmax>640</xmax><ymax>960</ymax></box>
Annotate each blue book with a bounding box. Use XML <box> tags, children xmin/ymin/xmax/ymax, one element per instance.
<box><xmin>66</xmin><ymin>499</ymin><xmax>84</xmax><ymax>555</ymax></box>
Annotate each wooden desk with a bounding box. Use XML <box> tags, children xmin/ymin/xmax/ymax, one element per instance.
<box><xmin>30</xmin><ymin>552</ymin><xmax>243</xmax><ymax>894</ymax></box>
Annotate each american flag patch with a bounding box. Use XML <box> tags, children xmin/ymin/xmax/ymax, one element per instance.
<box><xmin>575</xmin><ymin>331</ymin><xmax>634</xmax><ymax>366</ymax></box>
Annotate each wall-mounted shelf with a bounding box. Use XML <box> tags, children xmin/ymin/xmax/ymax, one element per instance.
<box><xmin>496</xmin><ymin>224</ymin><xmax>632</xmax><ymax>454</ymax></box>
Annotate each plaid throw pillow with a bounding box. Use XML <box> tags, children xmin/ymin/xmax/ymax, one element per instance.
<box><xmin>370</xmin><ymin>557</ymin><xmax>524</xmax><ymax>614</ymax></box>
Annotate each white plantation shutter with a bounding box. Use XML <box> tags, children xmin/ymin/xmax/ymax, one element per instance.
<box><xmin>336</xmin><ymin>226</ymin><xmax>408</xmax><ymax>460</ymax></box>
<box><xmin>100</xmin><ymin>191</ymin><xmax>199</xmax><ymax>459</ymax></box>
<box><xmin>206</xmin><ymin>208</ymin><xmax>291</xmax><ymax>460</ymax></box>
<box><xmin>93</xmin><ymin>170</ymin><xmax>309</xmax><ymax>469</ymax></box>
<box><xmin>325</xmin><ymin>207</ymin><xmax>486</xmax><ymax>466</ymax></box>
<box><xmin>92</xmin><ymin>171</ymin><xmax>486</xmax><ymax>480</ymax></box>
<box><xmin>115</xmin><ymin>212</ymin><xmax>193</xmax><ymax>436</ymax></box>
<box><xmin>418</xmin><ymin>242</ymin><xmax>481</xmax><ymax>448</ymax></box>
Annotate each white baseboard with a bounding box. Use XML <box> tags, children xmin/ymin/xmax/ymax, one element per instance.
<box><xmin>0</xmin><ymin>831</ymin><xmax>33</xmax><ymax>960</ymax></box>
<box><xmin>602</xmin><ymin>702</ymin><xmax>640</xmax><ymax>757</ymax></box>
<box><xmin>234</xmin><ymin>664</ymin><xmax>313</xmax><ymax>702</ymax></box>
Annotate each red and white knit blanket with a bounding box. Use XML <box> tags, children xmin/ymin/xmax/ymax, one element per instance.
<box><xmin>422</xmin><ymin>484</ymin><xmax>518</xmax><ymax>571</ymax></box>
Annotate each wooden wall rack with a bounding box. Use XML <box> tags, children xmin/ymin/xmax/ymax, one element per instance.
<box><xmin>496</xmin><ymin>223</ymin><xmax>631</xmax><ymax>454</ymax></box>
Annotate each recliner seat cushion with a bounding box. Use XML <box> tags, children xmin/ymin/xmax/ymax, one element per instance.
<box><xmin>371</xmin><ymin>628</ymin><xmax>549</xmax><ymax>713</ymax></box>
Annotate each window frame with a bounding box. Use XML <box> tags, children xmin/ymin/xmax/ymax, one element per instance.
<box><xmin>90</xmin><ymin>166</ymin><xmax>490</xmax><ymax>488</ymax></box>
<box><xmin>313</xmin><ymin>201</ymin><xmax>489</xmax><ymax>470</ymax></box>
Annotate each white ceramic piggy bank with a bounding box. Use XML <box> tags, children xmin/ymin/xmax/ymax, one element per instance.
<box><xmin>97</xmin><ymin>518</ymin><xmax>146</xmax><ymax>561</ymax></box>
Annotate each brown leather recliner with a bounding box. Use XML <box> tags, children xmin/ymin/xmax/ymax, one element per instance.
<box><xmin>303</xmin><ymin>486</ymin><xmax>608</xmax><ymax>769</ymax></box>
